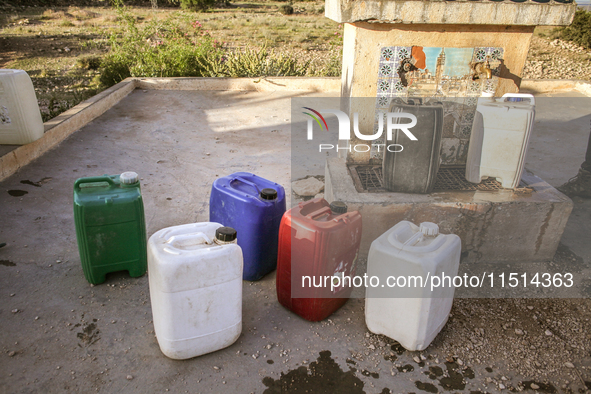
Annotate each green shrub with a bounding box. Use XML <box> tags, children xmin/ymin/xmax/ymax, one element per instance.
<box><xmin>75</xmin><ymin>55</ymin><xmax>102</xmax><ymax>70</ymax></box>
<box><xmin>279</xmin><ymin>4</ymin><xmax>294</xmax><ymax>15</ymax></box>
<box><xmin>198</xmin><ymin>46</ymin><xmax>310</xmax><ymax>77</ymax></box>
<box><xmin>180</xmin><ymin>0</ymin><xmax>215</xmax><ymax>11</ymax></box>
<box><xmin>556</xmin><ymin>9</ymin><xmax>591</xmax><ymax>49</ymax></box>
<box><xmin>98</xmin><ymin>2</ymin><xmax>222</xmax><ymax>87</ymax></box>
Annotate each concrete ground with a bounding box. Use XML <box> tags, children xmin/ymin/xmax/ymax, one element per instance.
<box><xmin>0</xmin><ymin>88</ymin><xmax>590</xmax><ymax>393</ymax></box>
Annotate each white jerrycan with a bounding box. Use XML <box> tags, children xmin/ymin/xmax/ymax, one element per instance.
<box><xmin>365</xmin><ymin>221</ymin><xmax>461</xmax><ymax>351</ymax></box>
<box><xmin>0</xmin><ymin>69</ymin><xmax>44</xmax><ymax>145</ymax></box>
<box><xmin>148</xmin><ymin>222</ymin><xmax>243</xmax><ymax>360</ymax></box>
<box><xmin>465</xmin><ymin>93</ymin><xmax>535</xmax><ymax>189</ymax></box>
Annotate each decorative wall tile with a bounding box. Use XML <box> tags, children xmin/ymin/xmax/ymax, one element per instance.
<box><xmin>372</xmin><ymin>45</ymin><xmax>504</xmax><ymax>165</ymax></box>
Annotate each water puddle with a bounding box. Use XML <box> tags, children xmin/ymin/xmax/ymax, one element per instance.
<box><xmin>520</xmin><ymin>381</ymin><xmax>556</xmax><ymax>393</ymax></box>
<box><xmin>397</xmin><ymin>364</ymin><xmax>414</xmax><ymax>373</ymax></box>
<box><xmin>8</xmin><ymin>190</ymin><xmax>27</xmax><ymax>197</ymax></box>
<box><xmin>262</xmin><ymin>350</ymin><xmax>365</xmax><ymax>393</ymax></box>
<box><xmin>19</xmin><ymin>177</ymin><xmax>52</xmax><ymax>188</ymax></box>
<box><xmin>415</xmin><ymin>381</ymin><xmax>438</xmax><ymax>393</ymax></box>
<box><xmin>361</xmin><ymin>370</ymin><xmax>379</xmax><ymax>379</ymax></box>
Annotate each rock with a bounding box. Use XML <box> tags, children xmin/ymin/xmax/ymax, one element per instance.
<box><xmin>126</xmin><ymin>375</ymin><xmax>133</xmax><ymax>380</ymax></box>
<box><xmin>499</xmin><ymin>383</ymin><xmax>506</xmax><ymax>390</ymax></box>
<box><xmin>8</xmin><ymin>351</ymin><xmax>15</xmax><ymax>357</ymax></box>
<box><xmin>413</xmin><ymin>356</ymin><xmax>421</xmax><ymax>363</ymax></box>
<box><xmin>314</xmin><ymin>193</ymin><xmax>324</xmax><ymax>199</ymax></box>
<box><xmin>292</xmin><ymin>178</ymin><xmax>324</xmax><ymax>197</ymax></box>
<box><xmin>514</xmin><ymin>329</ymin><xmax>524</xmax><ymax>335</ymax></box>
<box><xmin>368</xmin><ymin>344</ymin><xmax>375</xmax><ymax>350</ymax></box>
<box><xmin>564</xmin><ymin>362</ymin><xmax>575</xmax><ymax>369</ymax></box>
<box><xmin>531</xmin><ymin>383</ymin><xmax>540</xmax><ymax>390</ymax></box>
<box><xmin>545</xmin><ymin>330</ymin><xmax>553</xmax><ymax>336</ymax></box>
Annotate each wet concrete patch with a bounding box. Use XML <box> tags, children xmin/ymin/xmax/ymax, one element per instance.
<box><xmin>415</xmin><ymin>381</ymin><xmax>438</xmax><ymax>393</ymax></box>
<box><xmin>520</xmin><ymin>381</ymin><xmax>557</xmax><ymax>393</ymax></box>
<box><xmin>390</xmin><ymin>342</ymin><xmax>406</xmax><ymax>355</ymax></box>
<box><xmin>397</xmin><ymin>364</ymin><xmax>414</xmax><ymax>373</ymax></box>
<box><xmin>7</xmin><ymin>190</ymin><xmax>27</xmax><ymax>197</ymax></box>
<box><xmin>384</xmin><ymin>354</ymin><xmax>397</xmax><ymax>362</ymax></box>
<box><xmin>424</xmin><ymin>365</ymin><xmax>444</xmax><ymax>380</ymax></box>
<box><xmin>262</xmin><ymin>350</ymin><xmax>365</xmax><ymax>393</ymax></box>
<box><xmin>439</xmin><ymin>362</ymin><xmax>468</xmax><ymax>391</ymax></box>
<box><xmin>76</xmin><ymin>317</ymin><xmax>100</xmax><ymax>347</ymax></box>
<box><xmin>361</xmin><ymin>370</ymin><xmax>379</xmax><ymax>379</ymax></box>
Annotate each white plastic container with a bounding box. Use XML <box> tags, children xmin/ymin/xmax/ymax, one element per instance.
<box><xmin>365</xmin><ymin>221</ymin><xmax>461</xmax><ymax>351</ymax></box>
<box><xmin>465</xmin><ymin>93</ymin><xmax>536</xmax><ymax>189</ymax></box>
<box><xmin>148</xmin><ymin>222</ymin><xmax>243</xmax><ymax>360</ymax></box>
<box><xmin>0</xmin><ymin>69</ymin><xmax>44</xmax><ymax>145</ymax></box>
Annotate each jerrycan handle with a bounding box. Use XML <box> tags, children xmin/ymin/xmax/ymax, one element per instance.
<box><xmin>74</xmin><ymin>176</ymin><xmax>115</xmax><ymax>191</ymax></box>
<box><xmin>306</xmin><ymin>206</ymin><xmax>332</xmax><ymax>219</ymax></box>
<box><xmin>232</xmin><ymin>176</ymin><xmax>261</xmax><ymax>194</ymax></box>
<box><xmin>501</xmin><ymin>93</ymin><xmax>535</xmax><ymax>106</ymax></box>
<box><xmin>165</xmin><ymin>232</ymin><xmax>213</xmax><ymax>249</ymax></box>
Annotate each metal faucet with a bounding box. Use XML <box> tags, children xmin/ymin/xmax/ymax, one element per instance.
<box><xmin>471</xmin><ymin>59</ymin><xmax>492</xmax><ymax>80</ymax></box>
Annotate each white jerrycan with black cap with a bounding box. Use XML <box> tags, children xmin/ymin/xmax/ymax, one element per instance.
<box><xmin>365</xmin><ymin>221</ymin><xmax>461</xmax><ymax>351</ymax></box>
<box><xmin>148</xmin><ymin>222</ymin><xmax>243</xmax><ymax>360</ymax></box>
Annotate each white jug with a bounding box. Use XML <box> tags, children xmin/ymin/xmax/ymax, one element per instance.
<box><xmin>148</xmin><ymin>222</ymin><xmax>243</xmax><ymax>359</ymax></box>
<box><xmin>0</xmin><ymin>69</ymin><xmax>44</xmax><ymax>145</ymax></box>
<box><xmin>365</xmin><ymin>221</ymin><xmax>461</xmax><ymax>351</ymax></box>
<box><xmin>465</xmin><ymin>93</ymin><xmax>536</xmax><ymax>189</ymax></box>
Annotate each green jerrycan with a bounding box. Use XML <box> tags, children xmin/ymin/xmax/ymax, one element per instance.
<box><xmin>73</xmin><ymin>172</ymin><xmax>147</xmax><ymax>285</ymax></box>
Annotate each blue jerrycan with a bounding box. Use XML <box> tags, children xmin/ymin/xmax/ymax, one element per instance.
<box><xmin>210</xmin><ymin>172</ymin><xmax>286</xmax><ymax>281</ymax></box>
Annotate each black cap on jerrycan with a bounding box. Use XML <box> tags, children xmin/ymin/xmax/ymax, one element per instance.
<box><xmin>260</xmin><ymin>188</ymin><xmax>278</xmax><ymax>200</ymax></box>
<box><xmin>330</xmin><ymin>201</ymin><xmax>348</xmax><ymax>214</ymax></box>
<box><xmin>215</xmin><ymin>226</ymin><xmax>237</xmax><ymax>243</ymax></box>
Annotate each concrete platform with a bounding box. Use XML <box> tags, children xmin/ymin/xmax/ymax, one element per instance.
<box><xmin>325</xmin><ymin>157</ymin><xmax>573</xmax><ymax>263</ymax></box>
<box><xmin>1</xmin><ymin>79</ymin><xmax>591</xmax><ymax>393</ymax></box>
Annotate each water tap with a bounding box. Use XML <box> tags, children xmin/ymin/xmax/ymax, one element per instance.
<box><xmin>471</xmin><ymin>60</ymin><xmax>492</xmax><ymax>80</ymax></box>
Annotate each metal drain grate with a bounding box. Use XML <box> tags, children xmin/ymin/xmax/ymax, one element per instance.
<box><xmin>349</xmin><ymin>165</ymin><xmax>533</xmax><ymax>193</ymax></box>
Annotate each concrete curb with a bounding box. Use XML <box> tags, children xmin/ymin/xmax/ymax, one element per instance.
<box><xmin>135</xmin><ymin>77</ymin><xmax>341</xmax><ymax>92</ymax></box>
<box><xmin>520</xmin><ymin>79</ymin><xmax>591</xmax><ymax>95</ymax></box>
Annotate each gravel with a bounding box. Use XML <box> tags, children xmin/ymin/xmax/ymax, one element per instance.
<box><xmin>523</xmin><ymin>37</ymin><xmax>591</xmax><ymax>81</ymax></box>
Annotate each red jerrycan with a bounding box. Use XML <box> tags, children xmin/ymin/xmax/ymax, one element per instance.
<box><xmin>276</xmin><ymin>198</ymin><xmax>362</xmax><ymax>321</ymax></box>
